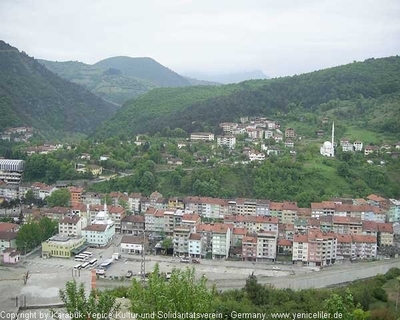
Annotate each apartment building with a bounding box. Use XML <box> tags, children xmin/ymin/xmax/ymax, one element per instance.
<box><xmin>190</xmin><ymin>132</ymin><xmax>215</xmax><ymax>142</ymax></box>
<box><xmin>377</xmin><ymin>223</ymin><xmax>394</xmax><ymax>247</ymax></box>
<box><xmin>242</xmin><ymin>236</ymin><xmax>257</xmax><ymax>261</ymax></box>
<box><xmin>188</xmin><ymin>233</ymin><xmax>204</xmax><ymax>258</ymax></box>
<box><xmin>351</xmin><ymin>235</ymin><xmax>377</xmax><ymax>259</ymax></box>
<box><xmin>256</xmin><ymin>231</ymin><xmax>278</xmax><ymax>262</ymax></box>
<box><xmin>58</xmin><ymin>215</ymin><xmax>87</xmax><ymax>237</ymax></box>
<box><xmin>211</xmin><ymin>224</ymin><xmax>231</xmax><ymax>259</ymax></box>
<box><xmin>282</xmin><ymin>201</ymin><xmax>298</xmax><ymax>224</ymax></box>
<box><xmin>332</xmin><ymin>216</ymin><xmax>362</xmax><ymax>235</ymax></box>
<box><xmin>120</xmin><ymin>215</ymin><xmax>145</xmax><ymax>235</ymax></box>
<box><xmin>173</xmin><ymin>226</ymin><xmax>191</xmax><ymax>256</ymax></box>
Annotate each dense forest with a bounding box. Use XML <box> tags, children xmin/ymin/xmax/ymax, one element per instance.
<box><xmin>97</xmin><ymin>56</ymin><xmax>400</xmax><ymax>139</ymax></box>
<box><xmin>0</xmin><ymin>40</ymin><xmax>119</xmax><ymax>137</ymax></box>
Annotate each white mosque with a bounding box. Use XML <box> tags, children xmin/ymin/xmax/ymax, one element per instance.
<box><xmin>82</xmin><ymin>202</ymin><xmax>115</xmax><ymax>247</ymax></box>
<box><xmin>320</xmin><ymin>122</ymin><xmax>335</xmax><ymax>157</ymax></box>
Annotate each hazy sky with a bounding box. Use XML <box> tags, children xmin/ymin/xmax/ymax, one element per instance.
<box><xmin>0</xmin><ymin>0</ymin><xmax>399</xmax><ymax>77</ymax></box>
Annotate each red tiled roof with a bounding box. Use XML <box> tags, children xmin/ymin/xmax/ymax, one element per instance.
<box><xmin>294</xmin><ymin>234</ymin><xmax>308</xmax><ymax>242</ymax></box>
<box><xmin>233</xmin><ymin>227</ymin><xmax>247</xmax><ymax>235</ymax></box>
<box><xmin>0</xmin><ymin>231</ymin><xmax>18</xmax><ymax>240</ymax></box>
<box><xmin>121</xmin><ymin>235</ymin><xmax>146</xmax><ymax>244</ymax></box>
<box><xmin>336</xmin><ymin>234</ymin><xmax>352</xmax><ymax>243</ymax></box>
<box><xmin>0</xmin><ymin>222</ymin><xmax>19</xmax><ymax>232</ymax></box>
<box><xmin>122</xmin><ymin>215</ymin><xmax>145</xmax><ymax>223</ymax></box>
<box><xmin>362</xmin><ymin>221</ymin><xmax>378</xmax><ymax>232</ymax></box>
<box><xmin>352</xmin><ymin>234</ymin><xmax>377</xmax><ymax>243</ymax></box>
<box><xmin>377</xmin><ymin>223</ymin><xmax>393</xmax><ymax>233</ymax></box>
<box><xmin>189</xmin><ymin>233</ymin><xmax>202</xmax><ymax>241</ymax></box>
<box><xmin>182</xmin><ymin>214</ymin><xmax>201</xmax><ymax>222</ymax></box>
<box><xmin>332</xmin><ymin>216</ymin><xmax>362</xmax><ymax>224</ymax></box>
<box><xmin>282</xmin><ymin>201</ymin><xmax>298</xmax><ymax>210</ymax></box>
<box><xmin>242</xmin><ymin>236</ymin><xmax>257</xmax><ymax>243</ymax></box>
<box><xmin>278</xmin><ymin>239</ymin><xmax>293</xmax><ymax>246</ymax></box>
<box><xmin>145</xmin><ymin>207</ymin><xmax>157</xmax><ymax>215</ymax></box>
<box><xmin>59</xmin><ymin>216</ymin><xmax>80</xmax><ymax>225</ymax></box>
<box><xmin>367</xmin><ymin>194</ymin><xmax>387</xmax><ymax>202</ymax></box>
<box><xmin>270</xmin><ymin>202</ymin><xmax>283</xmax><ymax>210</ymax></box>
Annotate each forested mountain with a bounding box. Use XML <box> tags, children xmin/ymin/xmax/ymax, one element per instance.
<box><xmin>94</xmin><ymin>56</ymin><xmax>191</xmax><ymax>87</ymax></box>
<box><xmin>38</xmin><ymin>60</ymin><xmax>156</xmax><ymax>105</ymax></box>
<box><xmin>97</xmin><ymin>56</ymin><xmax>400</xmax><ymax>139</ymax></box>
<box><xmin>94</xmin><ymin>80</ymin><xmax>266</xmax><ymax>139</ymax></box>
<box><xmin>0</xmin><ymin>40</ymin><xmax>119</xmax><ymax>138</ymax></box>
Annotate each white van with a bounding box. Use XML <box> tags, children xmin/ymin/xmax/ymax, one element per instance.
<box><xmin>74</xmin><ymin>264</ymin><xmax>82</xmax><ymax>270</ymax></box>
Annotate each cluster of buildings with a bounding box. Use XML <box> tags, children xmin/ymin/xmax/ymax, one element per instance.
<box><xmin>0</xmin><ymin>127</ymin><xmax>33</xmax><ymax>143</ymax></box>
<box><xmin>340</xmin><ymin>138</ymin><xmax>400</xmax><ymax>156</ymax></box>
<box><xmin>0</xmin><ymin>159</ymin><xmax>25</xmax><ymax>200</ymax></box>
<box><xmin>1</xmin><ymin>189</ymin><xmax>398</xmax><ymax>267</ymax></box>
<box><xmin>190</xmin><ymin>116</ymin><xmax>296</xmax><ymax>161</ymax></box>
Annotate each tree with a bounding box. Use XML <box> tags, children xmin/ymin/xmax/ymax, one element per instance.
<box><xmin>161</xmin><ymin>237</ymin><xmax>173</xmax><ymax>255</ymax></box>
<box><xmin>323</xmin><ymin>289</ymin><xmax>370</xmax><ymax>320</ymax></box>
<box><xmin>128</xmin><ymin>264</ymin><xmax>217</xmax><ymax>316</ymax></box>
<box><xmin>51</xmin><ymin>280</ymin><xmax>120</xmax><ymax>320</ymax></box>
<box><xmin>23</xmin><ymin>189</ymin><xmax>35</xmax><ymax>205</ymax></box>
<box><xmin>46</xmin><ymin>189</ymin><xmax>71</xmax><ymax>207</ymax></box>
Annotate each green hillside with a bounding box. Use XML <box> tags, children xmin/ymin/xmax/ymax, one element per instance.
<box><xmin>0</xmin><ymin>40</ymin><xmax>119</xmax><ymax>138</ymax></box>
<box><xmin>38</xmin><ymin>60</ymin><xmax>156</xmax><ymax>105</ymax></box>
<box><xmin>94</xmin><ymin>56</ymin><xmax>191</xmax><ymax>87</ymax></box>
<box><xmin>94</xmin><ymin>80</ymin><xmax>266</xmax><ymax>139</ymax></box>
<box><xmin>98</xmin><ymin>56</ymin><xmax>400</xmax><ymax>140</ymax></box>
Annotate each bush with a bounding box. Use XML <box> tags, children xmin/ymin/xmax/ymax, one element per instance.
<box><xmin>384</xmin><ymin>268</ymin><xmax>400</xmax><ymax>280</ymax></box>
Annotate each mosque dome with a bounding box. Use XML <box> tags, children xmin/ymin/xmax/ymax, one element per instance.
<box><xmin>323</xmin><ymin>141</ymin><xmax>332</xmax><ymax>148</ymax></box>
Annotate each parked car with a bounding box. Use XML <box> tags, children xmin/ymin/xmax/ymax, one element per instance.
<box><xmin>180</xmin><ymin>257</ymin><xmax>190</xmax><ymax>263</ymax></box>
<box><xmin>125</xmin><ymin>270</ymin><xmax>133</xmax><ymax>278</ymax></box>
<box><xmin>272</xmin><ymin>266</ymin><xmax>281</xmax><ymax>270</ymax></box>
<box><xmin>192</xmin><ymin>258</ymin><xmax>201</xmax><ymax>264</ymax></box>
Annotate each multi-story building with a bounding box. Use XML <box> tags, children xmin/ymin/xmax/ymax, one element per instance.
<box><xmin>120</xmin><ymin>215</ymin><xmax>145</xmax><ymax>235</ymax></box>
<box><xmin>332</xmin><ymin>216</ymin><xmax>362</xmax><ymax>235</ymax></box>
<box><xmin>41</xmin><ymin>235</ymin><xmax>86</xmax><ymax>258</ymax></box>
<box><xmin>256</xmin><ymin>231</ymin><xmax>278</xmax><ymax>262</ymax></box>
<box><xmin>219</xmin><ymin>122</ymin><xmax>238</xmax><ymax>134</ymax></box>
<box><xmin>128</xmin><ymin>193</ymin><xmax>142</xmax><ymax>213</ymax></box>
<box><xmin>81</xmin><ymin>192</ymin><xmax>102</xmax><ymax>206</ymax></box>
<box><xmin>336</xmin><ymin>234</ymin><xmax>352</xmax><ymax>261</ymax></box>
<box><xmin>120</xmin><ymin>235</ymin><xmax>146</xmax><ymax>254</ymax></box>
<box><xmin>292</xmin><ymin>234</ymin><xmax>309</xmax><ymax>265</ymax></box>
<box><xmin>367</xmin><ymin>194</ymin><xmax>388</xmax><ymax>209</ymax></box>
<box><xmin>108</xmin><ymin>206</ymin><xmax>126</xmax><ymax>233</ymax></box>
<box><xmin>256</xmin><ymin>200</ymin><xmax>270</xmax><ymax>216</ymax></box>
<box><xmin>282</xmin><ymin>201</ymin><xmax>298</xmax><ymax>224</ymax></box>
<box><xmin>190</xmin><ymin>132</ymin><xmax>215</xmax><ymax>142</ymax></box>
<box><xmin>377</xmin><ymin>223</ymin><xmax>394</xmax><ymax>247</ymax></box>
<box><xmin>0</xmin><ymin>159</ymin><xmax>25</xmax><ymax>185</ymax></box>
<box><xmin>269</xmin><ymin>202</ymin><xmax>283</xmax><ymax>221</ymax></box>
<box><xmin>181</xmin><ymin>213</ymin><xmax>201</xmax><ymax>233</ymax></box>
<box><xmin>306</xmin><ymin>230</ymin><xmax>337</xmax><ymax>267</ymax></box>
<box><xmin>285</xmin><ymin>128</ymin><xmax>295</xmax><ymax>138</ymax></box>
<box><xmin>242</xmin><ymin>236</ymin><xmax>257</xmax><ymax>261</ymax></box>
<box><xmin>144</xmin><ymin>207</ymin><xmax>157</xmax><ymax>233</ymax></box>
<box><xmin>69</xmin><ymin>187</ymin><xmax>83</xmax><ymax>206</ymax></box>
<box><xmin>211</xmin><ymin>224</ymin><xmax>231</xmax><ymax>259</ymax></box>
<box><xmin>173</xmin><ymin>226</ymin><xmax>191</xmax><ymax>256</ymax></box>
<box><xmin>362</xmin><ymin>221</ymin><xmax>378</xmax><ymax>237</ymax></box>
<box><xmin>351</xmin><ymin>235</ymin><xmax>377</xmax><ymax>259</ymax></box>
<box><xmin>216</xmin><ymin>135</ymin><xmax>236</xmax><ymax>149</ymax></box>
<box><xmin>188</xmin><ymin>233</ymin><xmax>204</xmax><ymax>258</ymax></box>
<box><xmin>353</xmin><ymin>141</ymin><xmax>363</xmax><ymax>152</ymax></box>
<box><xmin>0</xmin><ymin>223</ymin><xmax>18</xmax><ymax>254</ymax></box>
<box><xmin>311</xmin><ymin>201</ymin><xmax>336</xmax><ymax>218</ymax></box>
<box><xmin>58</xmin><ymin>215</ymin><xmax>87</xmax><ymax>237</ymax></box>
<box><xmin>387</xmin><ymin>199</ymin><xmax>400</xmax><ymax>223</ymax></box>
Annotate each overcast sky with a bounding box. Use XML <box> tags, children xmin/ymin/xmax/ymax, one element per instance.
<box><xmin>0</xmin><ymin>0</ymin><xmax>399</xmax><ymax>77</ymax></box>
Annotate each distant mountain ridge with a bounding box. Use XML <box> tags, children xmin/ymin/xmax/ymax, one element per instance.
<box><xmin>39</xmin><ymin>56</ymin><xmax>214</xmax><ymax>104</ymax></box>
<box><xmin>185</xmin><ymin>70</ymin><xmax>269</xmax><ymax>84</ymax></box>
<box><xmin>0</xmin><ymin>40</ymin><xmax>119</xmax><ymax>138</ymax></box>
<box><xmin>95</xmin><ymin>56</ymin><xmax>191</xmax><ymax>87</ymax></box>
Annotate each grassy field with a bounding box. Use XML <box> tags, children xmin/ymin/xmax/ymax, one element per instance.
<box><xmin>343</xmin><ymin>126</ymin><xmax>389</xmax><ymax>144</ymax></box>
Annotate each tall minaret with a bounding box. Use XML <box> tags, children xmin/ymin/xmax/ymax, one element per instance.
<box><xmin>331</xmin><ymin>121</ymin><xmax>335</xmax><ymax>157</ymax></box>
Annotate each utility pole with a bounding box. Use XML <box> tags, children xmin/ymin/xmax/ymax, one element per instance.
<box><xmin>140</xmin><ymin>231</ymin><xmax>146</xmax><ymax>285</ymax></box>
